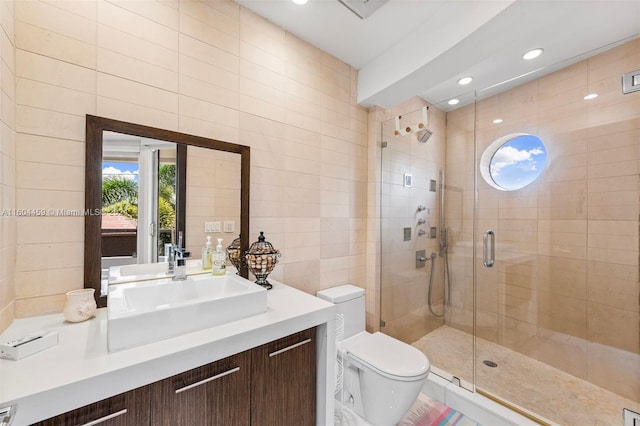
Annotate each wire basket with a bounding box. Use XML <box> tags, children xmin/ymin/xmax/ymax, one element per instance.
<box><xmin>226</xmin><ymin>235</ymin><xmax>242</xmax><ymax>274</ymax></box>
<box><xmin>244</xmin><ymin>232</ymin><xmax>281</xmax><ymax>290</ymax></box>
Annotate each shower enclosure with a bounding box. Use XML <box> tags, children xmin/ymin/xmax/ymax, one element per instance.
<box><xmin>379</xmin><ymin>39</ymin><xmax>640</xmax><ymax>425</ymax></box>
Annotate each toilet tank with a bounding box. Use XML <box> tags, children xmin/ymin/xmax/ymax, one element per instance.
<box><xmin>316</xmin><ymin>285</ymin><xmax>365</xmax><ymax>339</ymax></box>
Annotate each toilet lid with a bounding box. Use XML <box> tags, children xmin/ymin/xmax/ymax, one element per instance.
<box><xmin>345</xmin><ymin>332</ymin><xmax>429</xmax><ymax>379</ymax></box>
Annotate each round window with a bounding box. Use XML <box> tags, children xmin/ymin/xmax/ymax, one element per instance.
<box><xmin>480</xmin><ymin>133</ymin><xmax>547</xmax><ymax>191</ymax></box>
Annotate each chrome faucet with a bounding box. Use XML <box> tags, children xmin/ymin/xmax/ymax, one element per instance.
<box><xmin>166</xmin><ymin>231</ymin><xmax>188</xmax><ymax>276</ymax></box>
<box><xmin>172</xmin><ymin>249</ymin><xmax>190</xmax><ymax>281</ymax></box>
<box><xmin>166</xmin><ymin>243</ymin><xmax>176</xmax><ymax>274</ymax></box>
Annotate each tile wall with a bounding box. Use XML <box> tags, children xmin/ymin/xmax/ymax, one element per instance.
<box><xmin>3</xmin><ymin>0</ymin><xmax>368</xmax><ymax>328</ymax></box>
<box><xmin>0</xmin><ymin>0</ymin><xmax>15</xmax><ymax>333</ymax></box>
<box><xmin>445</xmin><ymin>39</ymin><xmax>640</xmax><ymax>401</ymax></box>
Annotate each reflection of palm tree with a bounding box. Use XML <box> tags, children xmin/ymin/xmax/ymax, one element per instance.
<box><xmin>158</xmin><ymin>165</ymin><xmax>176</xmax><ymax>230</ymax></box>
<box><xmin>102</xmin><ymin>177</ymin><xmax>138</xmax><ymax>218</ymax></box>
<box><xmin>102</xmin><ymin>166</ymin><xmax>176</xmax><ymax>229</ymax></box>
<box><xmin>102</xmin><ymin>176</ymin><xmax>137</xmax><ymax>206</ymax></box>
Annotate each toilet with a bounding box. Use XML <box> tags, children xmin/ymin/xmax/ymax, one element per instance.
<box><xmin>317</xmin><ymin>285</ymin><xmax>430</xmax><ymax>426</ymax></box>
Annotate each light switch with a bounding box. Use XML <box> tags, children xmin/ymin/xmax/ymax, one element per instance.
<box><xmin>622</xmin><ymin>69</ymin><xmax>640</xmax><ymax>94</ymax></box>
<box><xmin>205</xmin><ymin>221</ymin><xmax>221</xmax><ymax>233</ymax></box>
<box><xmin>224</xmin><ymin>221</ymin><xmax>235</xmax><ymax>233</ymax></box>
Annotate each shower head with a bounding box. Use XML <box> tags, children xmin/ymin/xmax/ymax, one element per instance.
<box><xmin>416</xmin><ymin>128</ymin><xmax>433</xmax><ymax>143</ymax></box>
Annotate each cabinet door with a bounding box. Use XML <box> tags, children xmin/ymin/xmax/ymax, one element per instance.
<box><xmin>251</xmin><ymin>328</ymin><xmax>316</xmax><ymax>426</ymax></box>
<box><xmin>151</xmin><ymin>351</ymin><xmax>251</xmax><ymax>426</ymax></box>
<box><xmin>33</xmin><ymin>385</ymin><xmax>151</xmax><ymax>426</ymax></box>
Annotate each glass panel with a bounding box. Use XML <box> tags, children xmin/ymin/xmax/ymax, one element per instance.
<box><xmin>379</xmin><ymin>104</ymin><xmax>475</xmax><ymax>390</ymax></box>
<box><xmin>473</xmin><ymin>39</ymin><xmax>640</xmax><ymax>424</ymax></box>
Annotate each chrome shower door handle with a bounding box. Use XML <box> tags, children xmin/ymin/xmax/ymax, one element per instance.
<box><xmin>483</xmin><ymin>229</ymin><xmax>495</xmax><ymax>268</ymax></box>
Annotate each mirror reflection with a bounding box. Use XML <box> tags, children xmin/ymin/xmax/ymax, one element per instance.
<box><xmin>101</xmin><ymin>132</ymin><xmax>178</xmax><ymax>269</ymax></box>
<box><xmin>85</xmin><ymin>115</ymin><xmax>251</xmax><ymax>307</ymax></box>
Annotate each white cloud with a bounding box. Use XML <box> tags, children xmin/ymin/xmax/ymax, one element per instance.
<box><xmin>491</xmin><ymin>145</ymin><xmax>544</xmax><ymax>176</ymax></box>
<box><xmin>102</xmin><ymin>166</ymin><xmax>138</xmax><ymax>180</ymax></box>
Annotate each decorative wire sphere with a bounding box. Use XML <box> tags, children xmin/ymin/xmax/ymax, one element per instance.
<box><xmin>226</xmin><ymin>235</ymin><xmax>242</xmax><ymax>274</ymax></box>
<box><xmin>244</xmin><ymin>231</ymin><xmax>281</xmax><ymax>290</ymax></box>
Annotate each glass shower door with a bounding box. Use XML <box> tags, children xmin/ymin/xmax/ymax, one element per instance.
<box><xmin>472</xmin><ymin>39</ymin><xmax>640</xmax><ymax>424</ymax></box>
<box><xmin>379</xmin><ymin>105</ymin><xmax>475</xmax><ymax>391</ymax></box>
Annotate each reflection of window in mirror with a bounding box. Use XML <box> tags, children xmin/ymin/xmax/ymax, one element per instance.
<box><xmin>185</xmin><ymin>146</ymin><xmax>241</xmax><ymax>257</ymax></box>
<box><xmin>101</xmin><ymin>131</ymin><xmax>177</xmax><ymax>270</ymax></box>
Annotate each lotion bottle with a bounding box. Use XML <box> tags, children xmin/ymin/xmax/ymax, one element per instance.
<box><xmin>211</xmin><ymin>238</ymin><xmax>226</xmax><ymax>276</ymax></box>
<box><xmin>202</xmin><ymin>236</ymin><xmax>213</xmax><ymax>270</ymax></box>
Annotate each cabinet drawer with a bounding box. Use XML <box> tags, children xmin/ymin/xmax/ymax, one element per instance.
<box><xmin>33</xmin><ymin>385</ymin><xmax>151</xmax><ymax>426</ymax></box>
<box><xmin>151</xmin><ymin>351</ymin><xmax>251</xmax><ymax>426</ymax></box>
<box><xmin>251</xmin><ymin>328</ymin><xmax>316</xmax><ymax>426</ymax></box>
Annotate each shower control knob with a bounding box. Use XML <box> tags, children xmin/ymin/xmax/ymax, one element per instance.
<box><xmin>417</xmin><ymin>205</ymin><xmax>427</xmax><ymax>212</ymax></box>
<box><xmin>417</xmin><ymin>218</ymin><xmax>426</xmax><ymax>225</ymax></box>
<box><xmin>416</xmin><ymin>256</ymin><xmax>427</xmax><ymax>262</ymax></box>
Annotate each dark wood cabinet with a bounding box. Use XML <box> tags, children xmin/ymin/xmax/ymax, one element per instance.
<box><xmin>33</xmin><ymin>385</ymin><xmax>151</xmax><ymax>426</ymax></box>
<box><xmin>251</xmin><ymin>328</ymin><xmax>316</xmax><ymax>426</ymax></box>
<box><xmin>37</xmin><ymin>328</ymin><xmax>316</xmax><ymax>425</ymax></box>
<box><xmin>150</xmin><ymin>351</ymin><xmax>251</xmax><ymax>426</ymax></box>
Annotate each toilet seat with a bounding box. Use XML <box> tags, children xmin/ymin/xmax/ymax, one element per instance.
<box><xmin>344</xmin><ymin>332</ymin><xmax>430</xmax><ymax>381</ymax></box>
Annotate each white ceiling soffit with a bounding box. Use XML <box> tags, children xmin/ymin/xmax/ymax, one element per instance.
<box><xmin>236</xmin><ymin>0</ymin><xmax>640</xmax><ymax>110</ymax></box>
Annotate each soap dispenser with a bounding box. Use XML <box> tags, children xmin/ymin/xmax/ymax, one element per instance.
<box><xmin>202</xmin><ymin>236</ymin><xmax>213</xmax><ymax>270</ymax></box>
<box><xmin>211</xmin><ymin>238</ymin><xmax>226</xmax><ymax>276</ymax></box>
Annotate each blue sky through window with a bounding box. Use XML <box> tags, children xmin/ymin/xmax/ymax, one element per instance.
<box><xmin>489</xmin><ymin>135</ymin><xmax>546</xmax><ymax>190</ymax></box>
<box><xmin>102</xmin><ymin>161</ymin><xmax>139</xmax><ymax>182</ymax></box>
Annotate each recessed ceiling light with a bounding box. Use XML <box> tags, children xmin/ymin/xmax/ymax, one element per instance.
<box><xmin>457</xmin><ymin>76</ymin><xmax>473</xmax><ymax>86</ymax></box>
<box><xmin>522</xmin><ymin>48</ymin><xmax>544</xmax><ymax>60</ymax></box>
<box><xmin>292</xmin><ymin>0</ymin><xmax>308</xmax><ymax>4</ymax></box>
<box><xmin>584</xmin><ymin>93</ymin><xmax>598</xmax><ymax>100</ymax></box>
<box><xmin>448</xmin><ymin>99</ymin><xmax>460</xmax><ymax>105</ymax></box>
<box><xmin>493</xmin><ymin>118</ymin><xmax>503</xmax><ymax>124</ymax></box>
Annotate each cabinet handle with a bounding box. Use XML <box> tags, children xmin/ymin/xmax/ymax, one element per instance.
<box><xmin>175</xmin><ymin>366</ymin><xmax>240</xmax><ymax>394</ymax></box>
<box><xmin>269</xmin><ymin>338</ymin><xmax>311</xmax><ymax>357</ymax></box>
<box><xmin>80</xmin><ymin>409</ymin><xmax>127</xmax><ymax>426</ymax></box>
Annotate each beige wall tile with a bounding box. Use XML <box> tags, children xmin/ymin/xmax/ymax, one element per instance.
<box><xmin>16</xmin><ymin>241</ymin><xmax>83</xmax><ymax>272</ymax></box>
<box><xmin>16</xmin><ymin>0</ymin><xmax>96</xmax><ymax>44</ymax></box>
<box><xmin>98</xmin><ymin>0</ymin><xmax>178</xmax><ymax>51</ymax></box>
<box><xmin>15</xmin><ymin>293</ymin><xmax>65</xmax><ymax>317</ymax></box>
<box><xmin>16</xmin><ymin>50</ymin><xmax>95</xmax><ymax>93</ymax></box>
<box><xmin>15</xmin><ymin>267</ymin><xmax>82</xmax><ymax>298</ymax></box>
<box><xmin>98</xmin><ymin>24</ymin><xmax>178</xmax><ymax>72</ymax></box>
<box><xmin>16</xmin><ymin>21</ymin><xmax>96</xmax><ymax>68</ymax></box>
<box><xmin>17</xmin><ymin>78</ymin><xmax>95</xmax><ymax>116</ymax></box>
<box><xmin>97</xmin><ymin>72</ymin><xmax>179</xmax><ymax>114</ymax></box>
<box><xmin>587</xmin><ymin>341</ymin><xmax>640</xmax><ymax>401</ymax></box>
<box><xmin>17</xmin><ymin>105</ymin><xmax>86</xmax><ymax>140</ymax></box>
<box><xmin>588</xmin><ymin>302</ymin><xmax>639</xmax><ymax>354</ymax></box>
<box><xmin>17</xmin><ymin>161</ymin><xmax>84</xmax><ymax>192</ymax></box>
<box><xmin>98</xmin><ymin>47</ymin><xmax>178</xmax><ymax>92</ymax></box>
<box><xmin>179</xmin><ymin>11</ymin><xmax>238</xmax><ymax>55</ymax></box>
<box><xmin>106</xmin><ymin>0</ymin><xmax>179</xmax><ymax>30</ymax></box>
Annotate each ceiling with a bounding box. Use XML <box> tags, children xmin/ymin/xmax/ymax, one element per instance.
<box><xmin>235</xmin><ymin>0</ymin><xmax>640</xmax><ymax>110</ymax></box>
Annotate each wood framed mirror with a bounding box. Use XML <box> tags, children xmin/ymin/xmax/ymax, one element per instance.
<box><xmin>85</xmin><ymin>115</ymin><xmax>250</xmax><ymax>307</ymax></box>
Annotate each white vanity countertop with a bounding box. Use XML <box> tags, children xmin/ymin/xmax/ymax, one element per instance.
<box><xmin>0</xmin><ymin>281</ymin><xmax>335</xmax><ymax>425</ymax></box>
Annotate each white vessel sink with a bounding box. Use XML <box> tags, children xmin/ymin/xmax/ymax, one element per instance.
<box><xmin>107</xmin><ymin>273</ymin><xmax>268</xmax><ymax>351</ymax></box>
<box><xmin>108</xmin><ymin>260</ymin><xmax>207</xmax><ymax>284</ymax></box>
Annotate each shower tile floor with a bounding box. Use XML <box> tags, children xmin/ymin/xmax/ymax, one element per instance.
<box><xmin>413</xmin><ymin>326</ymin><xmax>640</xmax><ymax>425</ymax></box>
